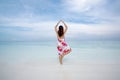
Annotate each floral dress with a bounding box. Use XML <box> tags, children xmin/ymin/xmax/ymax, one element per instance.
<box><xmin>57</xmin><ymin>38</ymin><xmax>71</xmax><ymax>55</ymax></box>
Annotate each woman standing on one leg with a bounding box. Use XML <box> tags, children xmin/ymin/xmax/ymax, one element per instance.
<box><xmin>55</xmin><ymin>20</ymin><xmax>72</xmax><ymax>64</ymax></box>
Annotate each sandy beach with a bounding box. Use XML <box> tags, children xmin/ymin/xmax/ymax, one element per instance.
<box><xmin>0</xmin><ymin>59</ymin><xmax>120</xmax><ymax>80</ymax></box>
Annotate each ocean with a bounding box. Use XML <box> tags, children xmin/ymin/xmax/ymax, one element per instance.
<box><xmin>0</xmin><ymin>41</ymin><xmax>120</xmax><ymax>64</ymax></box>
<box><xmin>0</xmin><ymin>41</ymin><xmax>120</xmax><ymax>80</ymax></box>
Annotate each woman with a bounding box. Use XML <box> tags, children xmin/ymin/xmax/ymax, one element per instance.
<box><xmin>55</xmin><ymin>20</ymin><xmax>72</xmax><ymax>64</ymax></box>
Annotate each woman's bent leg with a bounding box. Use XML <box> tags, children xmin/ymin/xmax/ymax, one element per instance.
<box><xmin>59</xmin><ymin>55</ymin><xmax>63</xmax><ymax>64</ymax></box>
<box><xmin>64</xmin><ymin>48</ymin><xmax>72</xmax><ymax>55</ymax></box>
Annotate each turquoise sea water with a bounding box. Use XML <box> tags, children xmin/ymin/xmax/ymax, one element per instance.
<box><xmin>0</xmin><ymin>41</ymin><xmax>120</xmax><ymax>64</ymax></box>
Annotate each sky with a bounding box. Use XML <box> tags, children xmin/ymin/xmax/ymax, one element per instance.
<box><xmin>0</xmin><ymin>0</ymin><xmax>120</xmax><ymax>41</ymax></box>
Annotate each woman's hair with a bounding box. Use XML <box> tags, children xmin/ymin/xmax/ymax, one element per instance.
<box><xmin>58</xmin><ymin>25</ymin><xmax>64</xmax><ymax>37</ymax></box>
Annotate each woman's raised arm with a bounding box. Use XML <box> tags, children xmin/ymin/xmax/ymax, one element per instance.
<box><xmin>55</xmin><ymin>20</ymin><xmax>61</xmax><ymax>33</ymax></box>
<box><xmin>61</xmin><ymin>20</ymin><xmax>68</xmax><ymax>33</ymax></box>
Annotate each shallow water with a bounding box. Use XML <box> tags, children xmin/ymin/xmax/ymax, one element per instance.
<box><xmin>0</xmin><ymin>41</ymin><xmax>120</xmax><ymax>80</ymax></box>
<box><xmin>0</xmin><ymin>41</ymin><xmax>120</xmax><ymax>64</ymax></box>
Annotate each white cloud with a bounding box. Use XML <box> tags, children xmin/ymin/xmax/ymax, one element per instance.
<box><xmin>64</xmin><ymin>0</ymin><xmax>102</xmax><ymax>12</ymax></box>
<box><xmin>63</xmin><ymin>0</ymin><xmax>120</xmax><ymax>25</ymax></box>
<box><xmin>0</xmin><ymin>16</ymin><xmax>120</xmax><ymax>38</ymax></box>
<box><xmin>67</xmin><ymin>22</ymin><xmax>120</xmax><ymax>37</ymax></box>
<box><xmin>0</xmin><ymin>0</ymin><xmax>120</xmax><ymax>41</ymax></box>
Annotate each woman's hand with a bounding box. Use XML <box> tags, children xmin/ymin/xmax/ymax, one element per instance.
<box><xmin>60</xmin><ymin>20</ymin><xmax>64</xmax><ymax>23</ymax></box>
<box><xmin>58</xmin><ymin>20</ymin><xmax>61</xmax><ymax>23</ymax></box>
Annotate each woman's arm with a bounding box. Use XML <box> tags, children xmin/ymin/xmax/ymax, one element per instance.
<box><xmin>55</xmin><ymin>20</ymin><xmax>61</xmax><ymax>33</ymax></box>
<box><xmin>61</xmin><ymin>20</ymin><xmax>68</xmax><ymax>33</ymax></box>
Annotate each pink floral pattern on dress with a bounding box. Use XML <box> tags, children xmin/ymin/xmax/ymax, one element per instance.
<box><xmin>57</xmin><ymin>38</ymin><xmax>71</xmax><ymax>55</ymax></box>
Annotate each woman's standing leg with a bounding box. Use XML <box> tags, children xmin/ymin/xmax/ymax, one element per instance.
<box><xmin>59</xmin><ymin>48</ymin><xmax>71</xmax><ymax>64</ymax></box>
<box><xmin>59</xmin><ymin>55</ymin><xmax>63</xmax><ymax>64</ymax></box>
